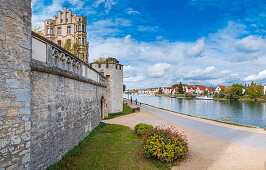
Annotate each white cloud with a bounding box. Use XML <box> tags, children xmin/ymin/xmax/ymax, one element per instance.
<box><xmin>137</xmin><ymin>26</ymin><xmax>159</xmax><ymax>32</ymax></box>
<box><xmin>235</xmin><ymin>35</ymin><xmax>265</xmax><ymax>53</ymax></box>
<box><xmin>245</xmin><ymin>70</ymin><xmax>266</xmax><ymax>81</ymax></box>
<box><xmin>126</xmin><ymin>8</ymin><xmax>140</xmax><ymax>15</ymax></box>
<box><xmin>124</xmin><ymin>75</ymin><xmax>145</xmax><ymax>83</ymax></box>
<box><xmin>185</xmin><ymin>38</ymin><xmax>205</xmax><ymax>57</ymax></box>
<box><xmin>185</xmin><ymin>66</ymin><xmax>216</xmax><ymax>80</ymax></box>
<box><xmin>94</xmin><ymin>0</ymin><xmax>116</xmax><ymax>14</ymax></box>
<box><xmin>148</xmin><ymin>63</ymin><xmax>172</xmax><ymax>78</ymax></box>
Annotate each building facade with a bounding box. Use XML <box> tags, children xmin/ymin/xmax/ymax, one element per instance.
<box><xmin>44</xmin><ymin>7</ymin><xmax>89</xmax><ymax>63</ymax></box>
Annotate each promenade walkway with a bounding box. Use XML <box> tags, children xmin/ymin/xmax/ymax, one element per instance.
<box><xmin>138</xmin><ymin>103</ymin><xmax>266</xmax><ymax>151</ymax></box>
<box><xmin>106</xmin><ymin>101</ymin><xmax>266</xmax><ymax>169</ymax></box>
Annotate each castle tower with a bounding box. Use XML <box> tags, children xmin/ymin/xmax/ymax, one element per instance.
<box><xmin>44</xmin><ymin>7</ymin><xmax>89</xmax><ymax>63</ymax></box>
<box><xmin>90</xmin><ymin>63</ymin><xmax>123</xmax><ymax>113</ymax></box>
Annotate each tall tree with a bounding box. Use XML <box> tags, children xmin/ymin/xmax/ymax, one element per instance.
<box><xmin>32</xmin><ymin>25</ymin><xmax>44</xmax><ymax>35</ymax></box>
<box><xmin>178</xmin><ymin>82</ymin><xmax>184</xmax><ymax>94</ymax></box>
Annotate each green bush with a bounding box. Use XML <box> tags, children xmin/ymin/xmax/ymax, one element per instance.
<box><xmin>134</xmin><ymin>123</ymin><xmax>153</xmax><ymax>136</ymax></box>
<box><xmin>141</xmin><ymin>126</ymin><xmax>189</xmax><ymax>163</ymax></box>
<box><xmin>133</xmin><ymin>107</ymin><xmax>140</xmax><ymax>112</ymax></box>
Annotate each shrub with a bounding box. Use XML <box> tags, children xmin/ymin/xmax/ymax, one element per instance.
<box><xmin>141</xmin><ymin>126</ymin><xmax>189</xmax><ymax>163</ymax></box>
<box><xmin>133</xmin><ymin>107</ymin><xmax>140</xmax><ymax>112</ymax></box>
<box><xmin>134</xmin><ymin>123</ymin><xmax>153</xmax><ymax>136</ymax></box>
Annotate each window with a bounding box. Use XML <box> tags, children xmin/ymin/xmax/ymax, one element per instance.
<box><xmin>82</xmin><ymin>25</ymin><xmax>85</xmax><ymax>32</ymax></box>
<box><xmin>78</xmin><ymin>38</ymin><xmax>81</xmax><ymax>44</ymax></box>
<box><xmin>50</xmin><ymin>28</ymin><xmax>53</xmax><ymax>34</ymax></box>
<box><xmin>61</xmin><ymin>19</ymin><xmax>63</xmax><ymax>23</ymax></box>
<box><xmin>82</xmin><ymin>38</ymin><xmax>84</xmax><ymax>45</ymax></box>
<box><xmin>78</xmin><ymin>25</ymin><xmax>81</xmax><ymax>31</ymax></box>
<box><xmin>47</xmin><ymin>28</ymin><xmax>49</xmax><ymax>34</ymax></box>
<box><xmin>66</xmin><ymin>18</ymin><xmax>68</xmax><ymax>23</ymax></box>
<box><xmin>58</xmin><ymin>27</ymin><xmax>62</xmax><ymax>34</ymax></box>
<box><xmin>58</xmin><ymin>40</ymin><xmax>61</xmax><ymax>46</ymax></box>
<box><xmin>67</xmin><ymin>27</ymin><xmax>71</xmax><ymax>34</ymax></box>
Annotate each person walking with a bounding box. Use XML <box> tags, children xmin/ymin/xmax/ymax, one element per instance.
<box><xmin>135</xmin><ymin>98</ymin><xmax>138</xmax><ymax>105</ymax></box>
<box><xmin>130</xmin><ymin>97</ymin><xmax>133</xmax><ymax>104</ymax></box>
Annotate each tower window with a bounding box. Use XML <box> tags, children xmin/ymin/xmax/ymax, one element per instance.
<box><xmin>50</xmin><ymin>28</ymin><xmax>53</xmax><ymax>34</ymax></box>
<box><xmin>78</xmin><ymin>38</ymin><xmax>81</xmax><ymax>44</ymax></box>
<box><xmin>82</xmin><ymin>25</ymin><xmax>85</xmax><ymax>32</ymax></box>
<box><xmin>67</xmin><ymin>27</ymin><xmax>71</xmax><ymax>34</ymax></box>
<box><xmin>58</xmin><ymin>27</ymin><xmax>62</xmax><ymax>34</ymax></box>
<box><xmin>61</xmin><ymin>19</ymin><xmax>63</xmax><ymax>23</ymax></box>
<box><xmin>47</xmin><ymin>28</ymin><xmax>49</xmax><ymax>34</ymax></box>
<box><xmin>78</xmin><ymin>25</ymin><xmax>81</xmax><ymax>31</ymax></box>
<box><xmin>82</xmin><ymin>38</ymin><xmax>84</xmax><ymax>45</ymax></box>
<box><xmin>66</xmin><ymin>18</ymin><xmax>68</xmax><ymax>23</ymax></box>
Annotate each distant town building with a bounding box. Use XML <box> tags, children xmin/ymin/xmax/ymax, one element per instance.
<box><xmin>44</xmin><ymin>7</ymin><xmax>89</xmax><ymax>63</ymax></box>
<box><xmin>215</xmin><ymin>86</ymin><xmax>226</xmax><ymax>93</ymax></box>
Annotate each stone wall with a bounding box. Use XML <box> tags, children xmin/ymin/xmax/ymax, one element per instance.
<box><xmin>91</xmin><ymin>63</ymin><xmax>123</xmax><ymax>113</ymax></box>
<box><xmin>30</xmin><ymin>64</ymin><xmax>106</xmax><ymax>169</ymax></box>
<box><xmin>0</xmin><ymin>0</ymin><xmax>32</xmax><ymax>169</ymax></box>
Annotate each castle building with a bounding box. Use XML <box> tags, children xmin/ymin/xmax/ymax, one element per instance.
<box><xmin>44</xmin><ymin>7</ymin><xmax>89</xmax><ymax>63</ymax></box>
<box><xmin>91</xmin><ymin>62</ymin><xmax>124</xmax><ymax>113</ymax></box>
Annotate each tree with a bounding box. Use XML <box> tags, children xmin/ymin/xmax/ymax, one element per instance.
<box><xmin>63</xmin><ymin>39</ymin><xmax>71</xmax><ymax>51</ymax></box>
<box><xmin>123</xmin><ymin>84</ymin><xmax>126</xmax><ymax>92</ymax></box>
<box><xmin>219</xmin><ymin>89</ymin><xmax>226</xmax><ymax>98</ymax></box>
<box><xmin>106</xmin><ymin>57</ymin><xmax>119</xmax><ymax>63</ymax></box>
<box><xmin>32</xmin><ymin>25</ymin><xmax>44</xmax><ymax>35</ymax></box>
<box><xmin>172</xmin><ymin>84</ymin><xmax>178</xmax><ymax>88</ymax></box>
<box><xmin>158</xmin><ymin>87</ymin><xmax>163</xmax><ymax>94</ymax></box>
<box><xmin>178</xmin><ymin>82</ymin><xmax>184</xmax><ymax>94</ymax></box>
<box><xmin>232</xmin><ymin>83</ymin><xmax>244</xmax><ymax>96</ymax></box>
<box><xmin>94</xmin><ymin>57</ymin><xmax>107</xmax><ymax>63</ymax></box>
<box><xmin>72</xmin><ymin>41</ymin><xmax>81</xmax><ymax>56</ymax></box>
<box><xmin>203</xmin><ymin>90</ymin><xmax>208</xmax><ymax>96</ymax></box>
<box><xmin>246</xmin><ymin>85</ymin><xmax>263</xmax><ymax>99</ymax></box>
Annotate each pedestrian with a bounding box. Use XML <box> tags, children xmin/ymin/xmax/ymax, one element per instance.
<box><xmin>135</xmin><ymin>98</ymin><xmax>138</xmax><ymax>105</ymax></box>
<box><xmin>130</xmin><ymin>97</ymin><xmax>132</xmax><ymax>104</ymax></box>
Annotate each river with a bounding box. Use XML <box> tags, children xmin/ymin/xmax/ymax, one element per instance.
<box><xmin>124</xmin><ymin>93</ymin><xmax>266</xmax><ymax>129</ymax></box>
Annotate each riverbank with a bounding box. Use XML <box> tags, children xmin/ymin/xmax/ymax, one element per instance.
<box><xmin>104</xmin><ymin>102</ymin><xmax>266</xmax><ymax>169</ymax></box>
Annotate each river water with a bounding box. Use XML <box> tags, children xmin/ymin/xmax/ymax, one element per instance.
<box><xmin>124</xmin><ymin>94</ymin><xmax>266</xmax><ymax>129</ymax></box>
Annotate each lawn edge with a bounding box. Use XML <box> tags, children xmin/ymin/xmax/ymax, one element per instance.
<box><xmin>46</xmin><ymin>122</ymin><xmax>108</xmax><ymax>170</ymax></box>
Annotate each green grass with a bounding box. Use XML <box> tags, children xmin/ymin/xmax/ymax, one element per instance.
<box><xmin>57</xmin><ymin>124</ymin><xmax>165</xmax><ymax>170</ymax></box>
<box><xmin>104</xmin><ymin>104</ymin><xmax>135</xmax><ymax>120</ymax></box>
<box><xmin>174</xmin><ymin>94</ymin><xmax>186</xmax><ymax>97</ymax></box>
<box><xmin>46</xmin><ymin>122</ymin><xmax>107</xmax><ymax>170</ymax></box>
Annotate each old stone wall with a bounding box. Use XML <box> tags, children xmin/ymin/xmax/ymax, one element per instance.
<box><xmin>29</xmin><ymin>64</ymin><xmax>106</xmax><ymax>169</ymax></box>
<box><xmin>0</xmin><ymin>0</ymin><xmax>32</xmax><ymax>169</ymax></box>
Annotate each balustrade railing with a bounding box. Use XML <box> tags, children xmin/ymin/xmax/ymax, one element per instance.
<box><xmin>32</xmin><ymin>31</ymin><xmax>106</xmax><ymax>85</ymax></box>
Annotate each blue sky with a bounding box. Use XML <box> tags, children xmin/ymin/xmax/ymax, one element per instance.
<box><xmin>32</xmin><ymin>0</ymin><xmax>266</xmax><ymax>89</ymax></box>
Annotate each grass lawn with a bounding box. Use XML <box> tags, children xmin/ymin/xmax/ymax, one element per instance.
<box><xmin>174</xmin><ymin>94</ymin><xmax>186</xmax><ymax>97</ymax></box>
<box><xmin>59</xmin><ymin>124</ymin><xmax>161</xmax><ymax>170</ymax></box>
<box><xmin>104</xmin><ymin>104</ymin><xmax>135</xmax><ymax>120</ymax></box>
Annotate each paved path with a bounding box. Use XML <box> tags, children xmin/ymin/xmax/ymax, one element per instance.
<box><xmin>133</xmin><ymin>102</ymin><xmax>266</xmax><ymax>151</ymax></box>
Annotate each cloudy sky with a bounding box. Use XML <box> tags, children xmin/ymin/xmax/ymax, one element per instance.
<box><xmin>32</xmin><ymin>0</ymin><xmax>266</xmax><ymax>89</ymax></box>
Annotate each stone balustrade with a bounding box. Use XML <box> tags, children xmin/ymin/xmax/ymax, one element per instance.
<box><xmin>32</xmin><ymin>31</ymin><xmax>106</xmax><ymax>86</ymax></box>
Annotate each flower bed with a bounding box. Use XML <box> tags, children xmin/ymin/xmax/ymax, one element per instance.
<box><xmin>135</xmin><ymin>123</ymin><xmax>189</xmax><ymax>163</ymax></box>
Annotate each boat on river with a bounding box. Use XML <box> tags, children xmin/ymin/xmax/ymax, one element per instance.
<box><xmin>195</xmin><ymin>96</ymin><xmax>214</xmax><ymax>100</ymax></box>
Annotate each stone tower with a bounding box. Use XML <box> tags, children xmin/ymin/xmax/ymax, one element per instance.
<box><xmin>44</xmin><ymin>7</ymin><xmax>89</xmax><ymax>63</ymax></box>
<box><xmin>91</xmin><ymin>63</ymin><xmax>123</xmax><ymax>113</ymax></box>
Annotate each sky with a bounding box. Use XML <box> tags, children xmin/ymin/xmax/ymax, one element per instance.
<box><xmin>32</xmin><ymin>0</ymin><xmax>266</xmax><ymax>89</ymax></box>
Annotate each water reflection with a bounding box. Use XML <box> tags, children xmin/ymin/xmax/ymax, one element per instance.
<box><xmin>125</xmin><ymin>94</ymin><xmax>266</xmax><ymax>129</ymax></box>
